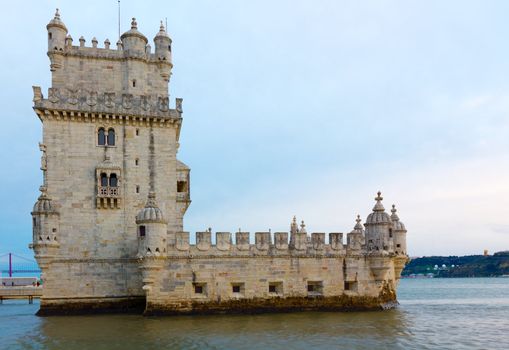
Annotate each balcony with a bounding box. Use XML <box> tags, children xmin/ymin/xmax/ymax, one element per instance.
<box><xmin>98</xmin><ymin>186</ymin><xmax>120</xmax><ymax>198</ymax></box>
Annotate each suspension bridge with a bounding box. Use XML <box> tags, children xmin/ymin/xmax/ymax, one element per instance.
<box><xmin>0</xmin><ymin>253</ymin><xmax>42</xmax><ymax>304</ymax></box>
<box><xmin>0</xmin><ymin>253</ymin><xmax>41</xmax><ymax>277</ymax></box>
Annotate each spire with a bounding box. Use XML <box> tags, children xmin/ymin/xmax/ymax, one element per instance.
<box><xmin>54</xmin><ymin>8</ymin><xmax>60</xmax><ymax>20</ymax></box>
<box><xmin>160</xmin><ymin>20</ymin><xmax>166</xmax><ymax>33</ymax></box>
<box><xmin>290</xmin><ymin>216</ymin><xmax>299</xmax><ymax>234</ymax></box>
<box><xmin>373</xmin><ymin>191</ymin><xmax>385</xmax><ymax>212</ymax></box>
<box><xmin>131</xmin><ymin>17</ymin><xmax>138</xmax><ymax>30</ymax></box>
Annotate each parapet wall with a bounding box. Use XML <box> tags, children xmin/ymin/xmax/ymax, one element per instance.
<box><xmin>169</xmin><ymin>231</ymin><xmax>363</xmax><ymax>257</ymax></box>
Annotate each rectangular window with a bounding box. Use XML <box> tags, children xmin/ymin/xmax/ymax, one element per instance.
<box><xmin>268</xmin><ymin>282</ymin><xmax>283</xmax><ymax>295</ymax></box>
<box><xmin>177</xmin><ymin>181</ymin><xmax>187</xmax><ymax>193</ymax></box>
<box><xmin>193</xmin><ymin>283</ymin><xmax>206</xmax><ymax>295</ymax></box>
<box><xmin>231</xmin><ymin>283</ymin><xmax>245</xmax><ymax>295</ymax></box>
<box><xmin>307</xmin><ymin>281</ymin><xmax>323</xmax><ymax>296</ymax></box>
<box><xmin>139</xmin><ymin>225</ymin><xmax>146</xmax><ymax>237</ymax></box>
<box><xmin>396</xmin><ymin>244</ymin><xmax>401</xmax><ymax>248</ymax></box>
<box><xmin>344</xmin><ymin>281</ymin><xmax>358</xmax><ymax>292</ymax></box>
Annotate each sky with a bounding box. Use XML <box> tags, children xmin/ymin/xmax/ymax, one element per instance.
<box><xmin>0</xmin><ymin>0</ymin><xmax>508</xmax><ymax>258</ymax></box>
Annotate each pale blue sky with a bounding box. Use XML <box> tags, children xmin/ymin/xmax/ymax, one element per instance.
<box><xmin>1</xmin><ymin>0</ymin><xmax>508</xmax><ymax>257</ymax></box>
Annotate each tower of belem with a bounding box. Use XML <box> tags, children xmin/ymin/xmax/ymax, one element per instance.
<box><xmin>30</xmin><ymin>10</ymin><xmax>408</xmax><ymax>315</ymax></box>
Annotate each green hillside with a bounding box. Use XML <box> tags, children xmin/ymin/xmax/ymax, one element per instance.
<box><xmin>402</xmin><ymin>251</ymin><xmax>509</xmax><ymax>277</ymax></box>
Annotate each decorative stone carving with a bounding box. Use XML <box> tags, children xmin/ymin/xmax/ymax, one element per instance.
<box><xmin>158</xmin><ymin>96</ymin><xmax>169</xmax><ymax>112</ymax></box>
<box><xmin>274</xmin><ymin>232</ymin><xmax>288</xmax><ymax>250</ymax></box>
<box><xmin>196</xmin><ymin>231</ymin><xmax>211</xmax><ymax>251</ymax></box>
<box><xmin>141</xmin><ymin>95</ymin><xmax>151</xmax><ymax>111</ymax></box>
<box><xmin>216</xmin><ymin>232</ymin><xmax>231</xmax><ymax>251</ymax></box>
<box><xmin>67</xmin><ymin>88</ymin><xmax>79</xmax><ymax>105</ymax></box>
<box><xmin>104</xmin><ymin>92</ymin><xmax>115</xmax><ymax>108</ymax></box>
<box><xmin>235</xmin><ymin>232</ymin><xmax>250</xmax><ymax>251</ymax></box>
<box><xmin>255</xmin><ymin>232</ymin><xmax>270</xmax><ymax>250</ymax></box>
<box><xmin>122</xmin><ymin>94</ymin><xmax>133</xmax><ymax>109</ymax></box>
<box><xmin>312</xmin><ymin>233</ymin><xmax>325</xmax><ymax>250</ymax></box>
<box><xmin>329</xmin><ymin>232</ymin><xmax>343</xmax><ymax>250</ymax></box>
<box><xmin>86</xmin><ymin>91</ymin><xmax>98</xmax><ymax>106</ymax></box>
<box><xmin>48</xmin><ymin>88</ymin><xmax>59</xmax><ymax>103</ymax></box>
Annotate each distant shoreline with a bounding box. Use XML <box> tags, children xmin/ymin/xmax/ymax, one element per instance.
<box><xmin>402</xmin><ymin>252</ymin><xmax>509</xmax><ymax>278</ymax></box>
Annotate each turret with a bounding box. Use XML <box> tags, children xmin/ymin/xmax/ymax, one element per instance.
<box><xmin>46</xmin><ymin>9</ymin><xmax>67</xmax><ymax>71</ymax></box>
<box><xmin>136</xmin><ymin>192</ymin><xmax>167</xmax><ymax>258</ymax></box>
<box><xmin>30</xmin><ymin>186</ymin><xmax>60</xmax><ymax>280</ymax></box>
<box><xmin>47</xmin><ymin>9</ymin><xmax>67</xmax><ymax>51</ymax></box>
<box><xmin>390</xmin><ymin>205</ymin><xmax>407</xmax><ymax>256</ymax></box>
<box><xmin>154</xmin><ymin>21</ymin><xmax>172</xmax><ymax>62</ymax></box>
<box><xmin>121</xmin><ymin>18</ymin><xmax>148</xmax><ymax>56</ymax></box>
<box><xmin>364</xmin><ymin>191</ymin><xmax>393</xmax><ymax>254</ymax></box>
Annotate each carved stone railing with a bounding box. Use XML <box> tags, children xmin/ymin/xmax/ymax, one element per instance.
<box><xmin>98</xmin><ymin>186</ymin><xmax>120</xmax><ymax>198</ymax></box>
<box><xmin>176</xmin><ymin>192</ymin><xmax>190</xmax><ymax>201</ymax></box>
<box><xmin>32</xmin><ymin>86</ymin><xmax>183</xmax><ymax>120</ymax></box>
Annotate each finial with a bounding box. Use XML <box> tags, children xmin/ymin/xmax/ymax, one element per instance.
<box><xmin>145</xmin><ymin>191</ymin><xmax>158</xmax><ymax>208</ymax></box>
<box><xmin>300</xmin><ymin>220</ymin><xmax>306</xmax><ymax>233</ymax></box>
<box><xmin>92</xmin><ymin>37</ymin><xmax>98</xmax><ymax>48</ymax></box>
<box><xmin>376</xmin><ymin>191</ymin><xmax>383</xmax><ymax>201</ymax></box>
<box><xmin>104</xmin><ymin>39</ymin><xmax>110</xmax><ymax>49</ymax></box>
<box><xmin>54</xmin><ymin>8</ymin><xmax>60</xmax><ymax>19</ymax></box>
<box><xmin>160</xmin><ymin>20</ymin><xmax>165</xmax><ymax>32</ymax></box>
<box><xmin>356</xmin><ymin>215</ymin><xmax>361</xmax><ymax>224</ymax></box>
<box><xmin>131</xmin><ymin>17</ymin><xmax>138</xmax><ymax>29</ymax></box>
<box><xmin>354</xmin><ymin>214</ymin><xmax>364</xmax><ymax>230</ymax></box>
<box><xmin>39</xmin><ymin>185</ymin><xmax>47</xmax><ymax>194</ymax></box>
<box><xmin>390</xmin><ymin>204</ymin><xmax>400</xmax><ymax>221</ymax></box>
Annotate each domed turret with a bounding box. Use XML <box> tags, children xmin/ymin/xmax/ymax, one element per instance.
<box><xmin>31</xmin><ymin>186</ymin><xmax>60</xmax><ymax>250</ymax></box>
<box><xmin>47</xmin><ymin>9</ymin><xmax>67</xmax><ymax>52</ymax></box>
<box><xmin>121</xmin><ymin>18</ymin><xmax>148</xmax><ymax>55</ymax></box>
<box><xmin>391</xmin><ymin>205</ymin><xmax>407</xmax><ymax>255</ymax></box>
<box><xmin>364</xmin><ymin>191</ymin><xmax>393</xmax><ymax>253</ymax></box>
<box><xmin>154</xmin><ymin>21</ymin><xmax>172</xmax><ymax>62</ymax></box>
<box><xmin>136</xmin><ymin>192</ymin><xmax>167</xmax><ymax>258</ymax></box>
<box><xmin>366</xmin><ymin>191</ymin><xmax>391</xmax><ymax>225</ymax></box>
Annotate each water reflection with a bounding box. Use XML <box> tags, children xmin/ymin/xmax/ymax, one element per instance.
<box><xmin>3</xmin><ymin>278</ymin><xmax>509</xmax><ymax>349</ymax></box>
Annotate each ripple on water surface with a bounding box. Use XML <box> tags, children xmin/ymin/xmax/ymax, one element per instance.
<box><xmin>1</xmin><ymin>278</ymin><xmax>508</xmax><ymax>350</ymax></box>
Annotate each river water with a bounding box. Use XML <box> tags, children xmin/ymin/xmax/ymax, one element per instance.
<box><xmin>1</xmin><ymin>278</ymin><xmax>508</xmax><ymax>349</ymax></box>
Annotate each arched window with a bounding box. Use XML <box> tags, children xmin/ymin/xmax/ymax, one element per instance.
<box><xmin>110</xmin><ymin>173</ymin><xmax>118</xmax><ymax>187</ymax></box>
<box><xmin>98</xmin><ymin>128</ymin><xmax>106</xmax><ymax>145</ymax></box>
<box><xmin>107</xmin><ymin>129</ymin><xmax>115</xmax><ymax>146</ymax></box>
<box><xmin>100</xmin><ymin>173</ymin><xmax>108</xmax><ymax>187</ymax></box>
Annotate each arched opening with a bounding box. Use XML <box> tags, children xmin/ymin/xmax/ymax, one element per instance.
<box><xmin>139</xmin><ymin>225</ymin><xmax>146</xmax><ymax>237</ymax></box>
<box><xmin>98</xmin><ymin>128</ymin><xmax>106</xmax><ymax>145</ymax></box>
<box><xmin>100</xmin><ymin>173</ymin><xmax>108</xmax><ymax>187</ymax></box>
<box><xmin>109</xmin><ymin>173</ymin><xmax>118</xmax><ymax>187</ymax></box>
<box><xmin>107</xmin><ymin>128</ymin><xmax>115</xmax><ymax>146</ymax></box>
<box><xmin>48</xmin><ymin>33</ymin><xmax>52</xmax><ymax>40</ymax></box>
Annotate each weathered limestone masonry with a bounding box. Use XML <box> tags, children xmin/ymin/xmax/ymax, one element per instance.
<box><xmin>30</xmin><ymin>10</ymin><xmax>408</xmax><ymax>316</ymax></box>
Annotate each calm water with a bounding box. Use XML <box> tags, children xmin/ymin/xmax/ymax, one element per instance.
<box><xmin>1</xmin><ymin>278</ymin><xmax>508</xmax><ymax>349</ymax></box>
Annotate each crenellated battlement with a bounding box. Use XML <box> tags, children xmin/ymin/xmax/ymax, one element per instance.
<box><xmin>49</xmin><ymin>37</ymin><xmax>172</xmax><ymax>65</ymax></box>
<box><xmin>171</xmin><ymin>230</ymin><xmax>350</xmax><ymax>257</ymax></box>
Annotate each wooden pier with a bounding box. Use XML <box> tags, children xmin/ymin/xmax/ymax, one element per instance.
<box><xmin>0</xmin><ymin>286</ymin><xmax>42</xmax><ymax>304</ymax></box>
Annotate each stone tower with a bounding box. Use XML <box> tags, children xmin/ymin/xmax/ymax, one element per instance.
<box><xmin>31</xmin><ymin>10</ymin><xmax>408</xmax><ymax>316</ymax></box>
<box><xmin>31</xmin><ymin>10</ymin><xmax>190</xmax><ymax>313</ymax></box>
